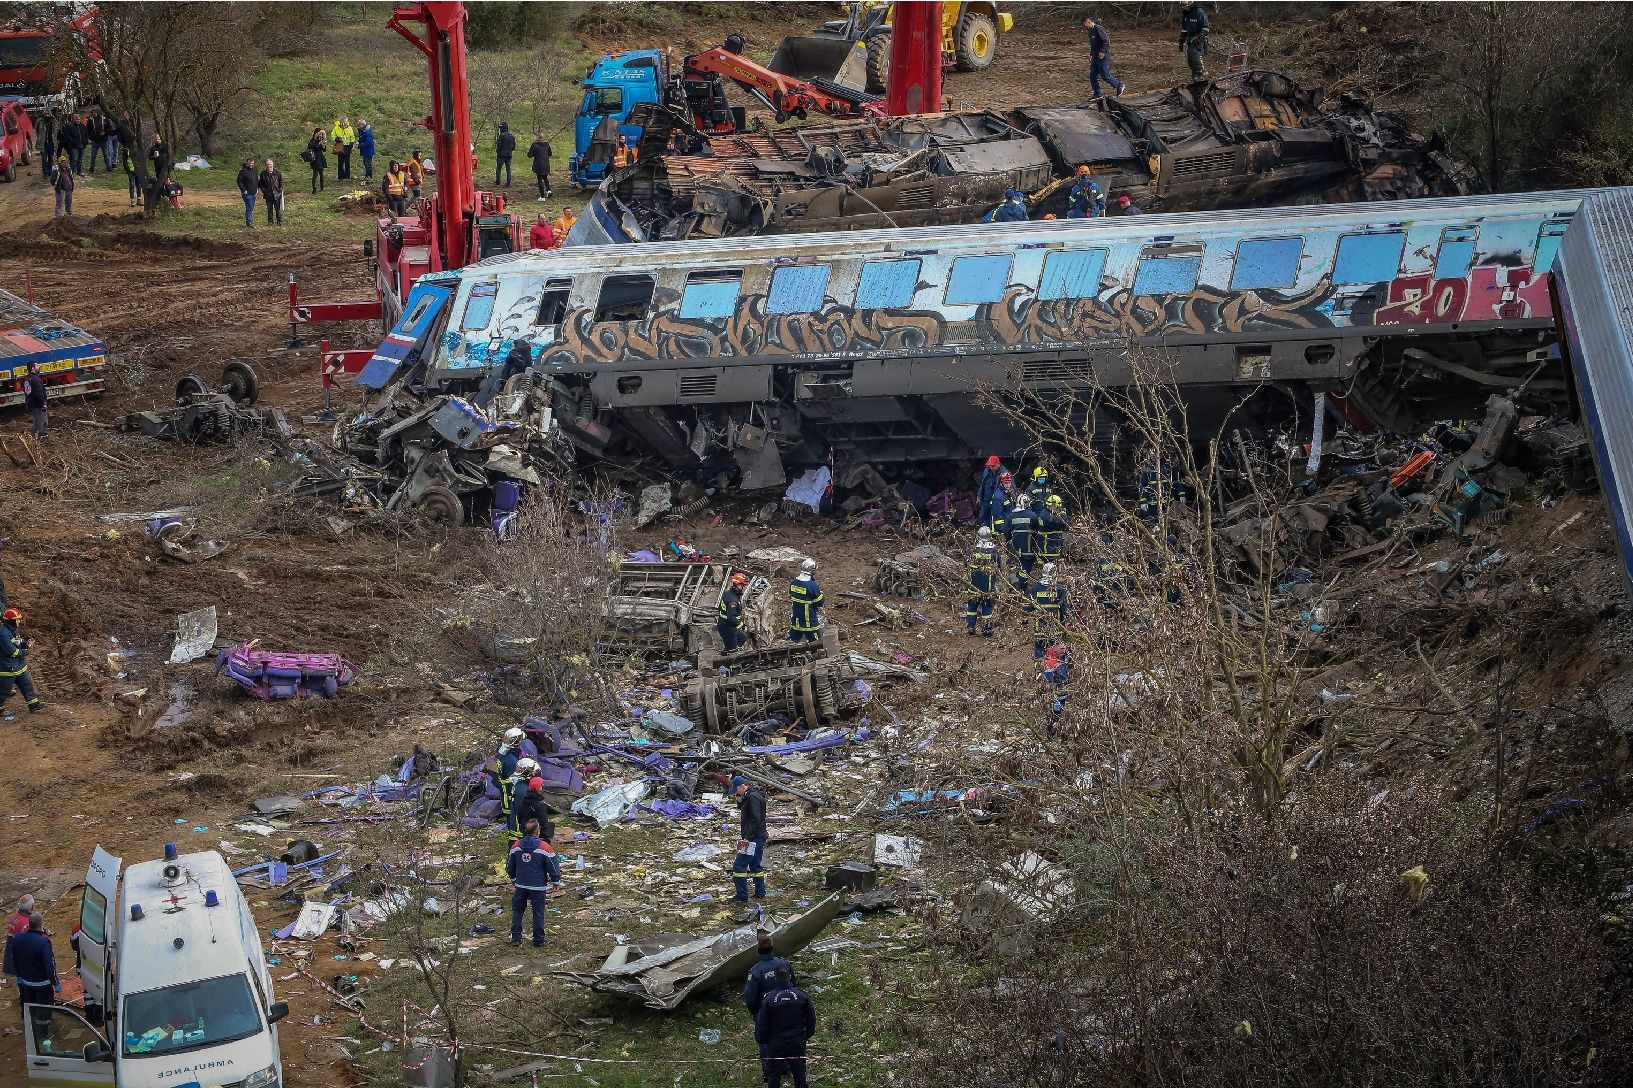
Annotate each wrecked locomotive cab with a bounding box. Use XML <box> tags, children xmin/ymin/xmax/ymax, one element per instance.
<box><xmin>583</xmin><ymin>69</ymin><xmax>1477</xmax><ymax>244</ymax></box>
<box><xmin>422</xmin><ymin>187</ymin><xmax>1584</xmax><ymax>487</ymax></box>
<box><xmin>336</xmin><ymin>288</ymin><xmax>579</xmax><ymax>523</ymax></box>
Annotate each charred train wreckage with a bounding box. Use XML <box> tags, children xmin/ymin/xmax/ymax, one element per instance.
<box><xmin>335</xmin><ymin>186</ymin><xmax>1591</xmax><ymax>514</ymax></box>
<box><xmin>571</xmin><ymin>69</ymin><xmax>1475</xmax><ymax>245</ymax></box>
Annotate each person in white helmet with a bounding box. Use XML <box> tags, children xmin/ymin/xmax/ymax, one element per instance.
<box><xmin>490</xmin><ymin>727</ymin><xmax>526</xmax><ymax>835</ymax></box>
<box><xmin>1028</xmin><ymin>562</ymin><xmax>1068</xmax><ymax>660</ymax></box>
<box><xmin>966</xmin><ymin>526</ymin><xmax>999</xmax><ymax>637</ymax></box>
<box><xmin>506</xmin><ymin>757</ymin><xmax>540</xmax><ymax>836</ymax></box>
<box><xmin>788</xmin><ymin>558</ymin><xmax>824</xmax><ymax>644</ymax></box>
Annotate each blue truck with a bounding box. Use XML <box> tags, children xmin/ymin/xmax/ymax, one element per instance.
<box><xmin>570</xmin><ymin>50</ymin><xmax>666</xmax><ymax>188</ymax></box>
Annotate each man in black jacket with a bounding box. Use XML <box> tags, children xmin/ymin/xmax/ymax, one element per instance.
<box><xmin>37</xmin><ymin>113</ymin><xmax>56</xmax><ymax>181</ymax></box>
<box><xmin>1180</xmin><ymin>3</ymin><xmax>1210</xmax><ymax>81</ymax></box>
<box><xmin>730</xmin><ymin>775</ymin><xmax>769</xmax><ymax>908</ymax></box>
<box><xmin>526</xmin><ymin>132</ymin><xmax>552</xmax><ymax>200</ymax></box>
<box><xmin>515</xmin><ymin>775</ymin><xmax>555</xmax><ymax>848</ymax></box>
<box><xmin>495</xmin><ymin>121</ymin><xmax>515</xmax><ymax>187</ymax></box>
<box><xmin>754</xmin><ymin>966</ymin><xmax>816</xmax><ymax>1088</ymax></box>
<box><xmin>147</xmin><ymin>134</ymin><xmax>172</xmax><ymax>206</ymax></box>
<box><xmin>236</xmin><ymin>157</ymin><xmax>258</xmax><ymax>228</ymax></box>
<box><xmin>60</xmin><ymin>114</ymin><xmax>87</xmax><ymax>176</ymax></box>
<box><xmin>22</xmin><ymin>365</ymin><xmax>47</xmax><ymax>440</ymax></box>
<box><xmin>258</xmin><ymin>159</ymin><xmax>284</xmax><ymax>225</ymax></box>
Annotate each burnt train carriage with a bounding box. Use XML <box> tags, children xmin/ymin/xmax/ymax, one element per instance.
<box><xmin>386</xmin><ymin>189</ymin><xmax>1595</xmax><ymax>482</ymax></box>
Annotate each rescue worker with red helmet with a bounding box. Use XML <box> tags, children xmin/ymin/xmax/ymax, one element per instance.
<box><xmin>719</xmin><ymin>571</ymin><xmax>751</xmax><ymax>653</ymax></box>
<box><xmin>0</xmin><ymin>608</ymin><xmax>42</xmax><ymax>721</ymax></box>
<box><xmin>977</xmin><ymin>454</ymin><xmax>1009</xmax><ymax>528</ymax></box>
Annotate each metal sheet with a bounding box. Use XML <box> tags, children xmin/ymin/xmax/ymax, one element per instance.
<box><xmin>1016</xmin><ymin>107</ymin><xmax>1138</xmax><ymax>164</ymax></box>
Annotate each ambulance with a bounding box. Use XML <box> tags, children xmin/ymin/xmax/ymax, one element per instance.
<box><xmin>21</xmin><ymin>845</ymin><xmax>286</xmax><ymax>1088</ymax></box>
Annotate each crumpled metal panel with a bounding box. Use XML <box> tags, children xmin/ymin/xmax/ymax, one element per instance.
<box><xmin>1014</xmin><ymin>107</ymin><xmax>1138</xmax><ymax>165</ymax></box>
<box><xmin>937</xmin><ymin>135</ymin><xmax>1053</xmax><ymax>175</ymax></box>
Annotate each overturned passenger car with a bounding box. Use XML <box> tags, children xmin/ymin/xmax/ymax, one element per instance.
<box><xmin>355</xmin><ymin>187</ymin><xmax>1583</xmax><ymax>497</ymax></box>
<box><xmin>573</xmin><ymin>70</ymin><xmax>1475</xmax><ymax>245</ymax></box>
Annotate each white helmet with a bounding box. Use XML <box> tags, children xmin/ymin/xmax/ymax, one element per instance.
<box><xmin>977</xmin><ymin>525</ymin><xmax>992</xmax><ymax>538</ymax></box>
<box><xmin>801</xmin><ymin>558</ymin><xmax>817</xmax><ymax>572</ymax></box>
<box><xmin>516</xmin><ymin>757</ymin><xmax>540</xmax><ymax>777</ymax></box>
<box><xmin>1042</xmin><ymin>562</ymin><xmax>1057</xmax><ymax>576</ymax></box>
<box><xmin>503</xmin><ymin>727</ymin><xmax>524</xmax><ymax>744</ymax></box>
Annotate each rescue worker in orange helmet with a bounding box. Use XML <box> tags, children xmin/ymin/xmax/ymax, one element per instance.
<box><xmin>0</xmin><ymin>608</ymin><xmax>43</xmax><ymax>721</ymax></box>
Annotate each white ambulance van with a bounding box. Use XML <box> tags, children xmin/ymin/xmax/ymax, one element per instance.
<box><xmin>20</xmin><ymin>844</ymin><xmax>286</xmax><ymax>1088</ymax></box>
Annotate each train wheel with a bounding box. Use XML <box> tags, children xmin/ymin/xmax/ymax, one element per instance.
<box><xmin>416</xmin><ymin>486</ymin><xmax>466</xmax><ymax>527</ymax></box>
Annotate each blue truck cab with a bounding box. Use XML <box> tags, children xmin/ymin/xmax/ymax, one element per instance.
<box><xmin>570</xmin><ymin>50</ymin><xmax>665</xmax><ymax>188</ymax></box>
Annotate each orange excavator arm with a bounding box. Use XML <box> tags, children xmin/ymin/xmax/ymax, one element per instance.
<box><xmin>683</xmin><ymin>47</ymin><xmax>882</xmax><ymax>123</ymax></box>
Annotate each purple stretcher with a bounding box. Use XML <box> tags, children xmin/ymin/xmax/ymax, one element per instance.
<box><xmin>214</xmin><ymin>642</ymin><xmax>360</xmax><ymax>700</ymax></box>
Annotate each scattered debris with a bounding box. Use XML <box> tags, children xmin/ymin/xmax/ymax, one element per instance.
<box><xmin>167</xmin><ymin>605</ymin><xmax>219</xmax><ymax>665</ymax></box>
<box><xmin>214</xmin><ymin>641</ymin><xmax>359</xmax><ymax>699</ymax></box>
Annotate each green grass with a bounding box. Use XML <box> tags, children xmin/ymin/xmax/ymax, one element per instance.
<box><xmin>98</xmin><ymin>15</ymin><xmax>597</xmax><ymax>238</ymax></box>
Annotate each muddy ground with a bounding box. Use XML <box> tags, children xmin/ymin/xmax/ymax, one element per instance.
<box><xmin>2</xmin><ymin>8</ymin><xmax>1630</xmax><ymax>1088</ymax></box>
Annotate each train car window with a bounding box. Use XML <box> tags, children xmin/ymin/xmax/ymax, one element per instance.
<box><xmin>945</xmin><ymin>254</ymin><xmax>1013</xmax><ymax>306</ymax></box>
<box><xmin>1332</xmin><ymin>232</ymin><xmax>1406</xmax><ymax>285</ymax></box>
<box><xmin>459</xmin><ymin>282</ymin><xmax>498</xmax><ymax>331</ymax></box>
<box><xmin>768</xmin><ymin>265</ymin><xmax>831</xmax><ymax>314</ymax></box>
<box><xmin>593</xmin><ymin>274</ymin><xmax>655</xmax><ymax>323</ymax></box>
<box><xmin>1133</xmin><ymin>254</ymin><xmax>1202</xmax><ymax>296</ymax></box>
<box><xmin>536</xmin><ymin>279</ymin><xmax>572</xmax><ymax>327</ymax></box>
<box><xmin>856</xmin><ymin>259</ymin><xmax>922</xmax><ymax>309</ymax></box>
<box><xmin>1039</xmin><ymin>249</ymin><xmax>1108</xmax><ymax>300</ymax></box>
<box><xmin>1231</xmin><ymin>238</ymin><xmax>1303</xmax><ymax>291</ymax></box>
<box><xmin>679</xmin><ymin>271</ymin><xmax>743</xmax><ymax>320</ymax></box>
<box><xmin>1434</xmin><ymin>228</ymin><xmax>1478</xmax><ymax>280</ymax></box>
<box><xmin>1534</xmin><ymin>218</ymin><xmax>1570</xmax><ymax>274</ymax></box>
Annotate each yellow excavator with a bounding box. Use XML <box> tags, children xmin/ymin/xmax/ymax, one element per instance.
<box><xmin>770</xmin><ymin>2</ymin><xmax>1013</xmax><ymax>95</ymax></box>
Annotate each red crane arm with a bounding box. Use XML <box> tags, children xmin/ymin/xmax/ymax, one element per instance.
<box><xmin>387</xmin><ymin>1</ymin><xmax>475</xmax><ymax>271</ymax></box>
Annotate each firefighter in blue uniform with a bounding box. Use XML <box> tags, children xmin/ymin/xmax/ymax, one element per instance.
<box><xmin>1028</xmin><ymin>564</ymin><xmax>1068</xmax><ymax>660</ymax></box>
<box><xmin>985</xmin><ymin>188</ymin><xmax>1029</xmax><ymax>223</ymax></box>
<box><xmin>788</xmin><ymin>558</ymin><xmax>824</xmax><ymax>643</ymax></box>
<box><xmin>1067</xmin><ymin>165</ymin><xmax>1106</xmax><ymax>218</ymax></box>
<box><xmin>966</xmin><ymin>526</ymin><xmax>999</xmax><ymax>637</ymax></box>
<box><xmin>719</xmin><ymin>571</ymin><xmax>750</xmax><ymax>652</ymax></box>
<box><xmin>988</xmin><ymin>471</ymin><xmax>1015</xmax><ymax>538</ymax></box>
<box><xmin>0</xmin><ymin>608</ymin><xmax>42</xmax><ymax>722</ymax></box>
<box><xmin>1026</xmin><ymin>465</ymin><xmax>1054</xmax><ymax>504</ymax></box>
<box><xmin>977</xmin><ymin>454</ymin><xmax>1008</xmax><ymax>527</ymax></box>
<box><xmin>505</xmin><ymin>757</ymin><xmax>539</xmax><ymax>836</ymax></box>
<box><xmin>1037</xmin><ymin>493</ymin><xmax>1067</xmax><ymax>565</ymax></box>
<box><xmin>1007</xmin><ymin>494</ymin><xmax>1040</xmax><ymax>585</ymax></box>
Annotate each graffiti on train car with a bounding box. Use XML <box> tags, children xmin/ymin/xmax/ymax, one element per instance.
<box><xmin>509</xmin><ymin>260</ymin><xmax>1547</xmax><ymax>370</ymax></box>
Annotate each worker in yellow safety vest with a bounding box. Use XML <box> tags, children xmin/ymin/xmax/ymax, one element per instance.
<box><xmin>383</xmin><ymin>162</ymin><xmax>409</xmax><ymax>216</ymax></box>
<box><xmin>613</xmin><ymin>134</ymin><xmax>638</xmax><ymax>169</ymax></box>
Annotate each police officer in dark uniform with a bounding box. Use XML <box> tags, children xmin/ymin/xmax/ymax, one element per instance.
<box><xmin>787</xmin><ymin>559</ymin><xmax>823</xmax><ymax>644</ymax></box>
<box><xmin>755</xmin><ymin>965</ymin><xmax>817</xmax><ymax>1088</ymax></box>
<box><xmin>719</xmin><ymin>571</ymin><xmax>750</xmax><ymax>652</ymax></box>
<box><xmin>1180</xmin><ymin>3</ymin><xmax>1210</xmax><ymax>81</ymax></box>
<box><xmin>966</xmin><ymin>526</ymin><xmax>999</xmax><ymax>636</ymax></box>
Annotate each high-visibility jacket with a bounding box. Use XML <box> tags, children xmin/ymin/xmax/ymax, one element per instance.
<box><xmin>406</xmin><ymin>160</ymin><xmax>424</xmax><ymax>186</ymax></box>
<box><xmin>788</xmin><ymin>574</ymin><xmax>824</xmax><ymax>633</ymax></box>
<box><xmin>385</xmin><ymin>171</ymin><xmax>407</xmax><ymax>197</ymax></box>
<box><xmin>330</xmin><ymin>122</ymin><xmax>354</xmax><ymax>149</ymax></box>
<box><xmin>613</xmin><ymin>143</ymin><xmax>637</xmax><ymax>168</ymax></box>
<box><xmin>1008</xmin><ymin>506</ymin><xmax>1039</xmax><ymax>558</ymax></box>
<box><xmin>988</xmin><ymin>494</ymin><xmax>1012</xmax><ymax>537</ymax></box>
<box><xmin>1037</xmin><ymin>507</ymin><xmax>1066</xmax><ymax>558</ymax></box>
<box><xmin>1029</xmin><ymin>582</ymin><xmax>1067</xmax><ymax>633</ymax></box>
<box><xmin>553</xmin><ymin>212</ymin><xmax>577</xmax><ymax>239</ymax></box>
<box><xmin>0</xmin><ymin>621</ymin><xmax>27</xmax><ymax>677</ymax></box>
<box><xmin>719</xmin><ymin>585</ymin><xmax>746</xmax><ymax>630</ymax></box>
<box><xmin>969</xmin><ymin>541</ymin><xmax>998</xmax><ymax>597</ymax></box>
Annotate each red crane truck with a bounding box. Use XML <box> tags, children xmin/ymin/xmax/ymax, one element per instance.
<box><xmin>287</xmin><ymin>1</ymin><xmax>517</xmax><ymax>381</ymax></box>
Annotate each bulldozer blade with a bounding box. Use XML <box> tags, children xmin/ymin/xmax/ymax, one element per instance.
<box><xmin>769</xmin><ymin>34</ymin><xmax>870</xmax><ymax>92</ymax></box>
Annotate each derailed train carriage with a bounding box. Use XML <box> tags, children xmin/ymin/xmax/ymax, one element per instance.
<box><xmin>348</xmin><ymin>188</ymin><xmax>1593</xmax><ymax>497</ymax></box>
